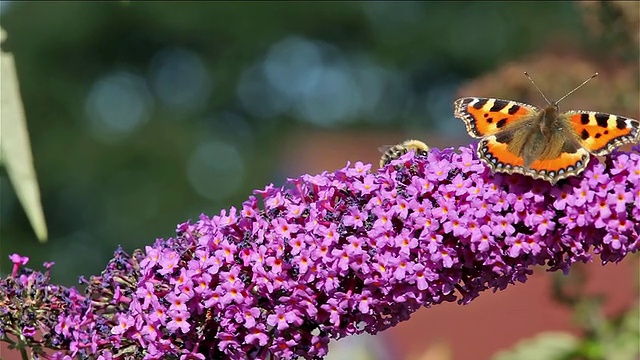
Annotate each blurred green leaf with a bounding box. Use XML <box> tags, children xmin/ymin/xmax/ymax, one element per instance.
<box><xmin>491</xmin><ymin>332</ymin><xmax>579</xmax><ymax>360</ymax></box>
<box><xmin>496</xmin><ymin>270</ymin><xmax>639</xmax><ymax>360</ymax></box>
<box><xmin>0</xmin><ymin>27</ymin><xmax>48</xmax><ymax>242</ymax></box>
<box><xmin>598</xmin><ymin>303</ymin><xmax>640</xmax><ymax>360</ymax></box>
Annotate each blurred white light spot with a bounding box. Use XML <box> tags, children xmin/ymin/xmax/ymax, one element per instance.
<box><xmin>263</xmin><ymin>36</ymin><xmax>323</xmax><ymax>101</ymax></box>
<box><xmin>148</xmin><ymin>47</ymin><xmax>212</xmax><ymax>112</ymax></box>
<box><xmin>85</xmin><ymin>71</ymin><xmax>153</xmax><ymax>142</ymax></box>
<box><xmin>239</xmin><ymin>35</ymin><xmax>412</xmax><ymax>127</ymax></box>
<box><xmin>187</xmin><ymin>141</ymin><xmax>245</xmax><ymax>201</ymax></box>
<box><xmin>350</xmin><ymin>57</ymin><xmax>409</xmax><ymax>124</ymax></box>
<box><xmin>262</xmin><ymin>36</ymin><xmax>364</xmax><ymax>127</ymax></box>
<box><xmin>295</xmin><ymin>65</ymin><xmax>361</xmax><ymax>127</ymax></box>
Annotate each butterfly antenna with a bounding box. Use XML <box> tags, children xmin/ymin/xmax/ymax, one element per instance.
<box><xmin>554</xmin><ymin>72</ymin><xmax>598</xmax><ymax>105</ymax></box>
<box><xmin>523</xmin><ymin>72</ymin><xmax>552</xmax><ymax>106</ymax></box>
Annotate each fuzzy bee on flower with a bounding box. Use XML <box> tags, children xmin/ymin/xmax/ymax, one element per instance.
<box><xmin>378</xmin><ymin>139</ymin><xmax>430</xmax><ymax>168</ymax></box>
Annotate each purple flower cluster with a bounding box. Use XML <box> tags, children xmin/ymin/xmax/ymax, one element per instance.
<box><xmin>0</xmin><ymin>255</ymin><xmax>85</xmax><ymax>358</ymax></box>
<box><xmin>2</xmin><ymin>145</ymin><xmax>638</xmax><ymax>360</ymax></box>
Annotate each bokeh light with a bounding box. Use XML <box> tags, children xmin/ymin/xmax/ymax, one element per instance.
<box><xmin>84</xmin><ymin>70</ymin><xmax>153</xmax><ymax>143</ymax></box>
<box><xmin>148</xmin><ymin>46</ymin><xmax>213</xmax><ymax>113</ymax></box>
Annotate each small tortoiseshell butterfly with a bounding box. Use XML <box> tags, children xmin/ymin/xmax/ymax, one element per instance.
<box><xmin>454</xmin><ymin>72</ymin><xmax>640</xmax><ymax>184</ymax></box>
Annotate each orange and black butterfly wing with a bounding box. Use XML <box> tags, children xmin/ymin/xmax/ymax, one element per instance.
<box><xmin>478</xmin><ymin>137</ymin><xmax>590</xmax><ymax>184</ymax></box>
<box><xmin>454</xmin><ymin>97</ymin><xmax>539</xmax><ymax>138</ymax></box>
<box><xmin>563</xmin><ymin>111</ymin><xmax>640</xmax><ymax>156</ymax></box>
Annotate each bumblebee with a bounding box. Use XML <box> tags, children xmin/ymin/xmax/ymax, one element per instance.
<box><xmin>378</xmin><ymin>139</ymin><xmax>430</xmax><ymax>168</ymax></box>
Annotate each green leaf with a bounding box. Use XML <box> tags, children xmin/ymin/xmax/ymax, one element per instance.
<box><xmin>0</xmin><ymin>27</ymin><xmax>48</xmax><ymax>242</ymax></box>
<box><xmin>492</xmin><ymin>332</ymin><xmax>579</xmax><ymax>360</ymax></box>
<box><xmin>601</xmin><ymin>304</ymin><xmax>640</xmax><ymax>360</ymax></box>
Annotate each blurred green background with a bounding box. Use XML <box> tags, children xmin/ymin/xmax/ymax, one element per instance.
<box><xmin>0</xmin><ymin>1</ymin><xmax>624</xmax><ymax>285</ymax></box>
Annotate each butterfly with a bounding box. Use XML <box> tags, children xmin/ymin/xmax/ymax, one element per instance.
<box><xmin>454</xmin><ymin>72</ymin><xmax>640</xmax><ymax>184</ymax></box>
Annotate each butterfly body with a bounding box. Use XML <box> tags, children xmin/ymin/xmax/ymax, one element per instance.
<box><xmin>455</xmin><ymin>96</ymin><xmax>640</xmax><ymax>184</ymax></box>
<box><xmin>491</xmin><ymin>103</ymin><xmax>580</xmax><ymax>167</ymax></box>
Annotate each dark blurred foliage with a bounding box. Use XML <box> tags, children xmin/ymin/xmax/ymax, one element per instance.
<box><xmin>579</xmin><ymin>1</ymin><xmax>639</xmax><ymax>62</ymax></box>
<box><xmin>459</xmin><ymin>1</ymin><xmax>639</xmax><ymax>118</ymax></box>
<box><xmin>0</xmin><ymin>1</ymin><xmax>635</xmax><ymax>286</ymax></box>
<box><xmin>457</xmin><ymin>53</ymin><xmax>639</xmax><ymax>118</ymax></box>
